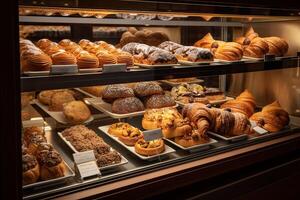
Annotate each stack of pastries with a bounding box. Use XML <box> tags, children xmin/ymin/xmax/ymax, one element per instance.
<box><xmin>61</xmin><ymin>125</ymin><xmax>122</xmax><ymax>167</ymax></box>
<box><xmin>194</xmin><ymin>33</ymin><xmax>244</xmax><ymax>61</ymax></box>
<box><xmin>158</xmin><ymin>41</ymin><xmax>213</xmax><ymax>62</ymax></box>
<box><xmin>37</xmin><ymin>89</ymin><xmax>91</xmax><ymax>124</ymax></box>
<box><xmin>122</xmin><ymin>42</ymin><xmax>178</xmax><ymax>65</ymax></box>
<box><xmin>107</xmin><ymin>122</ymin><xmax>165</xmax><ymax>156</ymax></box>
<box><xmin>221</xmin><ymin>89</ymin><xmax>256</xmax><ymax>118</ymax></box>
<box><xmin>250</xmin><ymin>101</ymin><xmax>290</xmax><ymax>132</ymax></box>
<box><xmin>20</xmin><ymin>39</ymin><xmax>52</xmax><ymax>72</ymax></box>
<box><xmin>36</xmin><ymin>39</ymin><xmax>77</xmax><ymax>65</ymax></box>
<box><xmin>235</xmin><ymin>27</ymin><xmax>289</xmax><ymax>57</ymax></box>
<box><xmin>79</xmin><ymin>39</ymin><xmax>133</xmax><ymax>67</ymax></box>
<box><xmin>170</xmin><ymin>83</ymin><xmax>225</xmax><ymax>104</ymax></box>
<box><xmin>22</xmin><ymin>126</ymin><xmax>65</xmax><ymax>185</ymax></box>
<box><xmin>102</xmin><ymin>82</ymin><xmax>175</xmax><ymax>114</ymax></box>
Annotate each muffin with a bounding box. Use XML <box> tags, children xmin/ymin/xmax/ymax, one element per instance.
<box><xmin>63</xmin><ymin>101</ymin><xmax>91</xmax><ymax>124</ymax></box>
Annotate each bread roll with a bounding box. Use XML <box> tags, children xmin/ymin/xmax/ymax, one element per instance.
<box><xmin>111</xmin><ymin>97</ymin><xmax>144</xmax><ymax>114</ymax></box>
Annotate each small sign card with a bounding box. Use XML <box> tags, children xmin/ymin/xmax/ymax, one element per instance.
<box><xmin>102</xmin><ymin>64</ymin><xmax>127</xmax><ymax>73</ymax></box>
<box><xmin>143</xmin><ymin>129</ymin><xmax>163</xmax><ymax>142</ymax></box>
<box><xmin>253</xmin><ymin>126</ymin><xmax>268</xmax><ymax>135</ymax></box>
<box><xmin>50</xmin><ymin>64</ymin><xmax>78</xmax><ymax>75</ymax></box>
<box><xmin>73</xmin><ymin>150</ymin><xmax>100</xmax><ymax>180</ymax></box>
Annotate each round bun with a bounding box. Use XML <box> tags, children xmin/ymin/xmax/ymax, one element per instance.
<box><xmin>63</xmin><ymin>101</ymin><xmax>91</xmax><ymax>124</ymax></box>
<box><xmin>134</xmin><ymin>82</ymin><xmax>163</xmax><ymax>97</ymax></box>
<box><xmin>134</xmin><ymin>139</ymin><xmax>165</xmax><ymax>156</ymax></box>
<box><xmin>38</xmin><ymin>90</ymin><xmax>59</xmax><ymax>105</ymax></box>
<box><xmin>102</xmin><ymin>84</ymin><xmax>135</xmax><ymax>102</ymax></box>
<box><xmin>48</xmin><ymin>91</ymin><xmax>75</xmax><ymax>111</ymax></box>
<box><xmin>144</xmin><ymin>94</ymin><xmax>176</xmax><ymax>109</ymax></box>
<box><xmin>108</xmin><ymin>122</ymin><xmax>132</xmax><ymax>137</ymax></box>
<box><xmin>111</xmin><ymin>97</ymin><xmax>144</xmax><ymax>114</ymax></box>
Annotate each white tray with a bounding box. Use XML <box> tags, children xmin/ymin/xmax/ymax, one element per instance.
<box><xmin>215</xmin><ymin>58</ymin><xmax>251</xmax><ymax>63</ymax></box>
<box><xmin>135</xmin><ymin>63</ymin><xmax>180</xmax><ymax>69</ymax></box>
<box><xmin>23</xmin><ymin>160</ymin><xmax>75</xmax><ymax>189</ymax></box>
<box><xmin>57</xmin><ymin>132</ymin><xmax>128</xmax><ymax>170</ymax></box>
<box><xmin>176</xmin><ymin>96</ymin><xmax>234</xmax><ymax>107</ymax></box>
<box><xmin>208</xmin><ymin>131</ymin><xmax>248</xmax><ymax>143</ymax></box>
<box><xmin>178</xmin><ymin>60</ymin><xmax>215</xmax><ymax>66</ymax></box>
<box><xmin>164</xmin><ymin>138</ymin><xmax>217</xmax><ymax>152</ymax></box>
<box><xmin>35</xmin><ymin>100</ymin><xmax>94</xmax><ymax>125</ymax></box>
<box><xmin>159</xmin><ymin>79</ymin><xmax>204</xmax><ymax>87</ymax></box>
<box><xmin>243</xmin><ymin>56</ymin><xmax>264</xmax><ymax>61</ymax></box>
<box><xmin>79</xmin><ymin>68</ymin><xmax>101</xmax><ymax>73</ymax></box>
<box><xmin>98</xmin><ymin>125</ymin><xmax>176</xmax><ymax>161</ymax></box>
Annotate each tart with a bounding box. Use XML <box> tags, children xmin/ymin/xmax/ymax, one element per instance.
<box><xmin>134</xmin><ymin>139</ymin><xmax>165</xmax><ymax>156</ymax></box>
<box><xmin>118</xmin><ymin>126</ymin><xmax>143</xmax><ymax>146</ymax></box>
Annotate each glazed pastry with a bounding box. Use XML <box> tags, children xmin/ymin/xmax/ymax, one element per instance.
<box><xmin>118</xmin><ymin>126</ymin><xmax>143</xmax><ymax>146</ymax></box>
<box><xmin>48</xmin><ymin>91</ymin><xmax>75</xmax><ymax>111</ymax></box>
<box><xmin>63</xmin><ymin>101</ymin><xmax>91</xmax><ymax>124</ymax></box>
<box><xmin>174</xmin><ymin>46</ymin><xmax>213</xmax><ymax>62</ymax></box>
<box><xmin>144</xmin><ymin>94</ymin><xmax>176</xmax><ymax>109</ymax></box>
<box><xmin>111</xmin><ymin>97</ymin><xmax>144</xmax><ymax>114</ymax></box>
<box><xmin>23</xmin><ymin>154</ymin><xmax>40</xmax><ymax>185</ymax></box>
<box><xmin>27</xmin><ymin>134</ymin><xmax>47</xmax><ymax>155</ymax></box>
<box><xmin>221</xmin><ymin>89</ymin><xmax>256</xmax><ymax>117</ymax></box>
<box><xmin>212</xmin><ymin>42</ymin><xmax>243</xmax><ymax>61</ymax></box>
<box><xmin>133</xmin><ymin>82</ymin><xmax>163</xmax><ymax>97</ymax></box>
<box><xmin>39</xmin><ymin>150</ymin><xmax>65</xmax><ymax>180</ymax></box>
<box><xmin>264</xmin><ymin>37</ymin><xmax>289</xmax><ymax>56</ymax></box>
<box><xmin>134</xmin><ymin>139</ymin><xmax>165</xmax><ymax>156</ymax></box>
<box><xmin>108</xmin><ymin>122</ymin><xmax>132</xmax><ymax>137</ymax></box>
<box><xmin>102</xmin><ymin>84</ymin><xmax>135</xmax><ymax>103</ymax></box>
<box><xmin>250</xmin><ymin>101</ymin><xmax>289</xmax><ymax>132</ymax></box>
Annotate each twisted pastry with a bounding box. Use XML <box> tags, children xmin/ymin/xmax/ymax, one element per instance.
<box><xmin>250</xmin><ymin>101</ymin><xmax>289</xmax><ymax>132</ymax></box>
<box><xmin>263</xmin><ymin>37</ymin><xmax>289</xmax><ymax>56</ymax></box>
<box><xmin>221</xmin><ymin>89</ymin><xmax>256</xmax><ymax>118</ymax></box>
<box><xmin>194</xmin><ymin>33</ymin><xmax>217</xmax><ymax>49</ymax></box>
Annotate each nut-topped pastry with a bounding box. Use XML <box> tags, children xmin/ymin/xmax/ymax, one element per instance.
<box><xmin>108</xmin><ymin>122</ymin><xmax>132</xmax><ymax>137</ymax></box>
<box><xmin>134</xmin><ymin>139</ymin><xmax>165</xmax><ymax>156</ymax></box>
<box><xmin>27</xmin><ymin>135</ymin><xmax>47</xmax><ymax>155</ymax></box>
<box><xmin>23</xmin><ymin>154</ymin><xmax>40</xmax><ymax>185</ymax></box>
<box><xmin>39</xmin><ymin>150</ymin><xmax>65</xmax><ymax>180</ymax></box>
<box><xmin>112</xmin><ymin>97</ymin><xmax>145</xmax><ymax>114</ymax></box>
<box><xmin>102</xmin><ymin>84</ymin><xmax>135</xmax><ymax>103</ymax></box>
<box><xmin>118</xmin><ymin>126</ymin><xmax>143</xmax><ymax>146</ymax></box>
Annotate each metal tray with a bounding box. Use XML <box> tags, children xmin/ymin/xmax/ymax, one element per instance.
<box><xmin>78</xmin><ymin>68</ymin><xmax>101</xmax><ymax>73</ymax></box>
<box><xmin>249</xmin><ymin>126</ymin><xmax>291</xmax><ymax>140</ymax></box>
<box><xmin>208</xmin><ymin>131</ymin><xmax>248</xmax><ymax>143</ymax></box>
<box><xmin>164</xmin><ymin>138</ymin><xmax>218</xmax><ymax>152</ymax></box>
<box><xmin>135</xmin><ymin>63</ymin><xmax>180</xmax><ymax>69</ymax></box>
<box><xmin>159</xmin><ymin>78</ymin><xmax>204</xmax><ymax>87</ymax></box>
<box><xmin>98</xmin><ymin>125</ymin><xmax>176</xmax><ymax>161</ymax></box>
<box><xmin>35</xmin><ymin>100</ymin><xmax>94</xmax><ymax>125</ymax></box>
<box><xmin>23</xmin><ymin>160</ymin><xmax>75</xmax><ymax>189</ymax></box>
<box><xmin>178</xmin><ymin>60</ymin><xmax>215</xmax><ymax>66</ymax></box>
<box><xmin>57</xmin><ymin>132</ymin><xmax>128</xmax><ymax>170</ymax></box>
<box><xmin>23</xmin><ymin>71</ymin><xmax>50</xmax><ymax>76</ymax></box>
<box><xmin>176</xmin><ymin>96</ymin><xmax>234</xmax><ymax>107</ymax></box>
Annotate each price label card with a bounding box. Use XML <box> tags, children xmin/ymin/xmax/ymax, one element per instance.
<box><xmin>143</xmin><ymin>129</ymin><xmax>163</xmax><ymax>142</ymax></box>
<box><xmin>250</xmin><ymin>120</ymin><xmax>257</xmax><ymax>128</ymax></box>
<box><xmin>77</xmin><ymin>161</ymin><xmax>100</xmax><ymax>179</ymax></box>
<box><xmin>73</xmin><ymin>150</ymin><xmax>96</xmax><ymax>165</ymax></box>
<box><xmin>50</xmin><ymin>64</ymin><xmax>78</xmax><ymax>75</ymax></box>
<box><xmin>253</xmin><ymin>126</ymin><xmax>268</xmax><ymax>135</ymax></box>
<box><xmin>102</xmin><ymin>64</ymin><xmax>127</xmax><ymax>73</ymax></box>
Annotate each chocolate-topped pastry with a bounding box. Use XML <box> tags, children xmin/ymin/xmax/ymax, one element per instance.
<box><xmin>27</xmin><ymin>135</ymin><xmax>47</xmax><ymax>155</ymax></box>
<box><xmin>147</xmin><ymin>50</ymin><xmax>178</xmax><ymax>65</ymax></box>
<box><xmin>22</xmin><ymin>145</ymin><xmax>29</xmax><ymax>155</ymax></box>
<box><xmin>158</xmin><ymin>41</ymin><xmax>183</xmax><ymax>53</ymax></box>
<box><xmin>23</xmin><ymin>154</ymin><xmax>40</xmax><ymax>185</ymax></box>
<box><xmin>39</xmin><ymin>150</ymin><xmax>65</xmax><ymax>180</ymax></box>
<box><xmin>95</xmin><ymin>151</ymin><xmax>122</xmax><ymax>167</ymax></box>
<box><xmin>134</xmin><ymin>82</ymin><xmax>163</xmax><ymax>97</ymax></box>
<box><xmin>175</xmin><ymin>46</ymin><xmax>213</xmax><ymax>62</ymax></box>
<box><xmin>36</xmin><ymin>143</ymin><xmax>53</xmax><ymax>153</ymax></box>
<box><xmin>144</xmin><ymin>94</ymin><xmax>176</xmax><ymax>109</ymax></box>
<box><xmin>102</xmin><ymin>84</ymin><xmax>135</xmax><ymax>103</ymax></box>
<box><xmin>111</xmin><ymin>97</ymin><xmax>144</xmax><ymax>114</ymax></box>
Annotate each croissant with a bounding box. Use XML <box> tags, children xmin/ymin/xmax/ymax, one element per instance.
<box><xmin>250</xmin><ymin>101</ymin><xmax>289</xmax><ymax>132</ymax></box>
<box><xmin>221</xmin><ymin>89</ymin><xmax>256</xmax><ymax>118</ymax></box>
<box><xmin>263</xmin><ymin>37</ymin><xmax>289</xmax><ymax>56</ymax></box>
<box><xmin>96</xmin><ymin>50</ymin><xmax>117</xmax><ymax>67</ymax></box>
<box><xmin>115</xmin><ymin>52</ymin><xmax>133</xmax><ymax>66</ymax></box>
<box><xmin>213</xmin><ymin>42</ymin><xmax>243</xmax><ymax>61</ymax></box>
<box><xmin>194</xmin><ymin>33</ymin><xmax>216</xmax><ymax>49</ymax></box>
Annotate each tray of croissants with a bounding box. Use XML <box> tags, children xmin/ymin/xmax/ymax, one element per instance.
<box><xmin>22</xmin><ymin>126</ymin><xmax>75</xmax><ymax>189</ymax></box>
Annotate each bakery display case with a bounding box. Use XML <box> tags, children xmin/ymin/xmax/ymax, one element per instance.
<box><xmin>3</xmin><ymin>0</ymin><xmax>300</xmax><ymax>199</ymax></box>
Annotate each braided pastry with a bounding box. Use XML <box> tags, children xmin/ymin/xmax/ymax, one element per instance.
<box><xmin>263</xmin><ymin>37</ymin><xmax>289</xmax><ymax>56</ymax></box>
<box><xmin>221</xmin><ymin>89</ymin><xmax>256</xmax><ymax>118</ymax></box>
<box><xmin>250</xmin><ymin>101</ymin><xmax>289</xmax><ymax>132</ymax></box>
<box><xmin>194</xmin><ymin>33</ymin><xmax>217</xmax><ymax>49</ymax></box>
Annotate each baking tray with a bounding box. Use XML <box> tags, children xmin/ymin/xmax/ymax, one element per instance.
<box><xmin>208</xmin><ymin>131</ymin><xmax>248</xmax><ymax>143</ymax></box>
<box><xmin>249</xmin><ymin>126</ymin><xmax>291</xmax><ymax>140</ymax></box>
<box><xmin>57</xmin><ymin>132</ymin><xmax>128</xmax><ymax>170</ymax></box>
<box><xmin>164</xmin><ymin>138</ymin><xmax>218</xmax><ymax>152</ymax></box>
<box><xmin>86</xmin><ymin>97</ymin><xmax>178</xmax><ymax>119</ymax></box>
<box><xmin>23</xmin><ymin>160</ymin><xmax>75</xmax><ymax>189</ymax></box>
<box><xmin>35</xmin><ymin>100</ymin><xmax>94</xmax><ymax>125</ymax></box>
<box><xmin>176</xmin><ymin>96</ymin><xmax>234</xmax><ymax>107</ymax></box>
<box><xmin>178</xmin><ymin>60</ymin><xmax>215</xmax><ymax>66</ymax></box>
<box><xmin>98</xmin><ymin>125</ymin><xmax>176</xmax><ymax>161</ymax></box>
<box><xmin>159</xmin><ymin>78</ymin><xmax>204</xmax><ymax>87</ymax></box>
<box><xmin>135</xmin><ymin>63</ymin><xmax>181</xmax><ymax>69</ymax></box>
